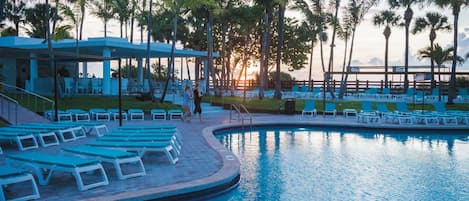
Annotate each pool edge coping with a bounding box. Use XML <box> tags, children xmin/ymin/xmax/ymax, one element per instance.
<box><xmin>80</xmin><ymin>123</ymin><xmax>241</xmax><ymax>201</ymax></box>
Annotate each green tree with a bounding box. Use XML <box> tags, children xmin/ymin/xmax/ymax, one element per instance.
<box><xmin>5</xmin><ymin>0</ymin><xmax>26</xmax><ymax>36</ymax></box>
<box><xmin>273</xmin><ymin>0</ymin><xmax>287</xmax><ymax>99</ymax></box>
<box><xmin>24</xmin><ymin>3</ymin><xmax>60</xmax><ymax>39</ymax></box>
<box><xmin>91</xmin><ymin>0</ymin><xmax>113</xmax><ymax>37</ymax></box>
<box><xmin>292</xmin><ymin>0</ymin><xmax>320</xmax><ymax>92</ymax></box>
<box><xmin>112</xmin><ymin>0</ymin><xmax>130</xmax><ymax>38</ymax></box>
<box><xmin>433</xmin><ymin>0</ymin><xmax>469</xmax><ymax>104</ymax></box>
<box><xmin>411</xmin><ymin>12</ymin><xmax>451</xmax><ymax>89</ymax></box>
<box><xmin>373</xmin><ymin>10</ymin><xmax>401</xmax><ymax>88</ymax></box>
<box><xmin>418</xmin><ymin>44</ymin><xmax>464</xmax><ymax>100</ymax></box>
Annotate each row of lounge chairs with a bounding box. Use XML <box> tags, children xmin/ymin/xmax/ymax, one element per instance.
<box><xmin>1</xmin><ymin>124</ymin><xmax>182</xmax><ymax>200</ymax></box>
<box><xmin>0</xmin><ymin>122</ymin><xmax>108</xmax><ymax>151</ymax></box>
<box><xmin>284</xmin><ymin>86</ymin><xmax>469</xmax><ymax>103</ymax></box>
<box><xmin>301</xmin><ymin>100</ymin><xmax>469</xmax><ymax>126</ymax></box>
<box><xmin>45</xmin><ymin>108</ymin><xmax>184</xmax><ymax>122</ymax></box>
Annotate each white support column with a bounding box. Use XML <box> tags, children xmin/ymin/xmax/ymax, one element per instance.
<box><xmin>82</xmin><ymin>62</ymin><xmax>88</xmax><ymax>78</ymax></box>
<box><xmin>29</xmin><ymin>53</ymin><xmax>38</xmax><ymax>91</ymax></box>
<box><xmin>102</xmin><ymin>48</ymin><xmax>111</xmax><ymax>95</ymax></box>
<box><xmin>203</xmin><ymin>57</ymin><xmax>209</xmax><ymax>95</ymax></box>
<box><xmin>137</xmin><ymin>58</ymin><xmax>143</xmax><ymax>85</ymax></box>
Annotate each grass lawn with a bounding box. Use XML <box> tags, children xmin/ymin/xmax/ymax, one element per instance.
<box><xmin>206</xmin><ymin>96</ymin><xmax>469</xmax><ymax>114</ymax></box>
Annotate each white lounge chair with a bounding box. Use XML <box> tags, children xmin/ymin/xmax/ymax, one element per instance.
<box><xmin>62</xmin><ymin>146</ymin><xmax>146</xmax><ymax>180</ymax></box>
<box><xmin>7</xmin><ymin>152</ymin><xmax>109</xmax><ymax>191</ymax></box>
<box><xmin>0</xmin><ymin>165</ymin><xmax>40</xmax><ymax>201</ymax></box>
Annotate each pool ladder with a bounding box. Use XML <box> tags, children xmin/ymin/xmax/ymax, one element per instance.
<box><xmin>230</xmin><ymin>104</ymin><xmax>252</xmax><ymax>127</ymax></box>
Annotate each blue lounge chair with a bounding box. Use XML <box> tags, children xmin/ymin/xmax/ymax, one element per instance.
<box><xmin>12</xmin><ymin>123</ymin><xmax>85</xmax><ymax>142</ymax></box>
<box><xmin>44</xmin><ymin>110</ymin><xmax>72</xmax><ymax>122</ymax></box>
<box><xmin>151</xmin><ymin>109</ymin><xmax>167</xmax><ymax>120</ymax></box>
<box><xmin>395</xmin><ymin>102</ymin><xmax>411</xmax><ymax>114</ymax></box>
<box><xmin>323</xmin><ymin>103</ymin><xmax>336</xmax><ymax>118</ymax></box>
<box><xmin>311</xmin><ymin>87</ymin><xmax>321</xmax><ymax>99</ymax></box>
<box><xmin>0</xmin><ymin>127</ymin><xmax>56</xmax><ymax>148</ymax></box>
<box><xmin>380</xmin><ymin>88</ymin><xmax>391</xmax><ymax>100</ymax></box>
<box><xmin>168</xmin><ymin>109</ymin><xmax>183</xmax><ymax>120</ymax></box>
<box><xmin>89</xmin><ymin>108</ymin><xmax>110</xmax><ymax>121</ymax></box>
<box><xmin>87</xmin><ymin>141</ymin><xmax>179</xmax><ymax>164</ymax></box>
<box><xmin>107</xmin><ymin>108</ymin><xmax>127</xmax><ymax>121</ymax></box>
<box><xmin>360</xmin><ymin>101</ymin><xmax>375</xmax><ymax>113</ymax></box>
<box><xmin>119</xmin><ymin>125</ymin><xmax>177</xmax><ymax>130</ymax></box>
<box><xmin>457</xmin><ymin>88</ymin><xmax>469</xmax><ymax>102</ymax></box>
<box><xmin>6</xmin><ymin>152</ymin><xmax>109</xmax><ymax>191</ymax></box>
<box><xmin>56</xmin><ymin>122</ymin><xmax>108</xmax><ymax>137</ymax></box>
<box><xmin>128</xmin><ymin>109</ymin><xmax>145</xmax><ymax>120</ymax></box>
<box><xmin>62</xmin><ymin>146</ymin><xmax>146</xmax><ymax>180</ymax></box>
<box><xmin>0</xmin><ymin>165</ymin><xmax>40</xmax><ymax>201</ymax></box>
<box><xmin>301</xmin><ymin>100</ymin><xmax>317</xmax><ymax>117</ymax></box>
<box><xmin>66</xmin><ymin>109</ymin><xmax>91</xmax><ymax>122</ymax></box>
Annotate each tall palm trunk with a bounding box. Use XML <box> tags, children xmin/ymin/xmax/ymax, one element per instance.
<box><xmin>274</xmin><ymin>4</ymin><xmax>285</xmax><ymax>99</ymax></box>
<box><xmin>221</xmin><ymin>23</ymin><xmax>228</xmax><ymax>91</ymax></box>
<box><xmin>79</xmin><ymin>2</ymin><xmax>85</xmax><ymax>40</ymax></box>
<box><xmin>338</xmin><ymin>36</ymin><xmax>349</xmax><ymax>99</ymax></box>
<box><xmin>145</xmin><ymin>0</ymin><xmax>154</xmax><ymax>99</ymax></box>
<box><xmin>308</xmin><ymin>40</ymin><xmax>314</xmax><ymax>91</ymax></box>
<box><xmin>326</xmin><ymin>0</ymin><xmax>340</xmax><ymax>99</ymax></box>
<box><xmin>0</xmin><ymin>0</ymin><xmax>5</xmax><ymax>22</ymax></box>
<box><xmin>259</xmin><ymin>12</ymin><xmax>270</xmax><ymax>99</ymax></box>
<box><xmin>403</xmin><ymin>6</ymin><xmax>413</xmax><ymax>91</ymax></box>
<box><xmin>448</xmin><ymin>6</ymin><xmax>460</xmax><ymax>104</ymax></box>
<box><xmin>161</xmin><ymin>15</ymin><xmax>178</xmax><ymax>102</ymax></box>
<box><xmin>384</xmin><ymin>27</ymin><xmax>390</xmax><ymax>88</ymax></box>
<box><xmin>207</xmin><ymin>11</ymin><xmax>218</xmax><ymax>96</ymax></box>
<box><xmin>429</xmin><ymin>30</ymin><xmax>436</xmax><ymax>89</ymax></box>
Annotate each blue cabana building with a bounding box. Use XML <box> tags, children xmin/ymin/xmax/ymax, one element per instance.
<box><xmin>0</xmin><ymin>36</ymin><xmax>213</xmax><ymax>96</ymax></box>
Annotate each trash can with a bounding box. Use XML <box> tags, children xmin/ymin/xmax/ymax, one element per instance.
<box><xmin>285</xmin><ymin>98</ymin><xmax>296</xmax><ymax>114</ymax></box>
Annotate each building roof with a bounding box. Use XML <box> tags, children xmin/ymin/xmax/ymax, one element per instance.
<box><xmin>0</xmin><ymin>36</ymin><xmax>216</xmax><ymax>61</ymax></box>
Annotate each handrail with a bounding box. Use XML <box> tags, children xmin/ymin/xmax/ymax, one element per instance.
<box><xmin>229</xmin><ymin>103</ymin><xmax>252</xmax><ymax>127</ymax></box>
<box><xmin>0</xmin><ymin>93</ymin><xmax>19</xmax><ymax>124</ymax></box>
<box><xmin>0</xmin><ymin>81</ymin><xmax>54</xmax><ymax>113</ymax></box>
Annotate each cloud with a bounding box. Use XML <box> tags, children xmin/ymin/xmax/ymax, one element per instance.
<box><xmin>367</xmin><ymin>57</ymin><xmax>383</xmax><ymax>65</ymax></box>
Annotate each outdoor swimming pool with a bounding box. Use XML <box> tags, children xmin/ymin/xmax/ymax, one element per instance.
<box><xmin>212</xmin><ymin>126</ymin><xmax>469</xmax><ymax>201</ymax></box>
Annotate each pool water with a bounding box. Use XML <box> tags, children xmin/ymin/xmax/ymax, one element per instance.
<box><xmin>212</xmin><ymin>126</ymin><xmax>469</xmax><ymax>201</ymax></box>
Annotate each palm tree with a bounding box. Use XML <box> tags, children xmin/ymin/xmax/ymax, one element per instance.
<box><xmin>292</xmin><ymin>0</ymin><xmax>320</xmax><ymax>92</ymax></box>
<box><xmin>388</xmin><ymin>0</ymin><xmax>423</xmax><ymax>91</ymax></box>
<box><xmin>185</xmin><ymin>0</ymin><xmax>221</xmax><ymax>96</ymax></box>
<box><xmin>5</xmin><ymin>0</ymin><xmax>26</xmax><ymax>36</ymax></box>
<box><xmin>0</xmin><ymin>0</ymin><xmax>6</xmax><ymax>22</ymax></box>
<box><xmin>92</xmin><ymin>0</ymin><xmax>114</xmax><ymax>37</ymax></box>
<box><xmin>324</xmin><ymin>0</ymin><xmax>341</xmax><ymax>99</ymax></box>
<box><xmin>337</xmin><ymin>0</ymin><xmax>377</xmax><ymax>99</ymax></box>
<box><xmin>373</xmin><ymin>10</ymin><xmax>401</xmax><ymax>88</ymax></box>
<box><xmin>112</xmin><ymin>0</ymin><xmax>130</xmax><ymax>38</ymax></box>
<box><xmin>411</xmin><ymin>12</ymin><xmax>451</xmax><ymax>89</ymax></box>
<box><xmin>418</xmin><ymin>44</ymin><xmax>464</xmax><ymax>100</ymax></box>
<box><xmin>24</xmin><ymin>3</ymin><xmax>59</xmax><ymax>38</ymax></box>
<box><xmin>433</xmin><ymin>0</ymin><xmax>469</xmax><ymax>104</ymax></box>
<box><xmin>274</xmin><ymin>0</ymin><xmax>287</xmax><ymax>99</ymax></box>
<box><xmin>159</xmin><ymin>0</ymin><xmax>186</xmax><ymax>103</ymax></box>
<box><xmin>256</xmin><ymin>0</ymin><xmax>274</xmax><ymax>100</ymax></box>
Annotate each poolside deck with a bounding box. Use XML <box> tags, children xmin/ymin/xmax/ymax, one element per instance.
<box><xmin>1</xmin><ymin>104</ymin><xmax>468</xmax><ymax>200</ymax></box>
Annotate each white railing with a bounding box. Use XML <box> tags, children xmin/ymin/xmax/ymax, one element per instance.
<box><xmin>0</xmin><ymin>93</ymin><xmax>18</xmax><ymax>124</ymax></box>
<box><xmin>0</xmin><ymin>82</ymin><xmax>54</xmax><ymax>113</ymax></box>
<box><xmin>230</xmin><ymin>104</ymin><xmax>252</xmax><ymax>127</ymax></box>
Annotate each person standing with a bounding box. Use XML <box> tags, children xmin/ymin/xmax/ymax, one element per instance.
<box><xmin>182</xmin><ymin>85</ymin><xmax>193</xmax><ymax>122</ymax></box>
<box><xmin>193</xmin><ymin>84</ymin><xmax>203</xmax><ymax>121</ymax></box>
